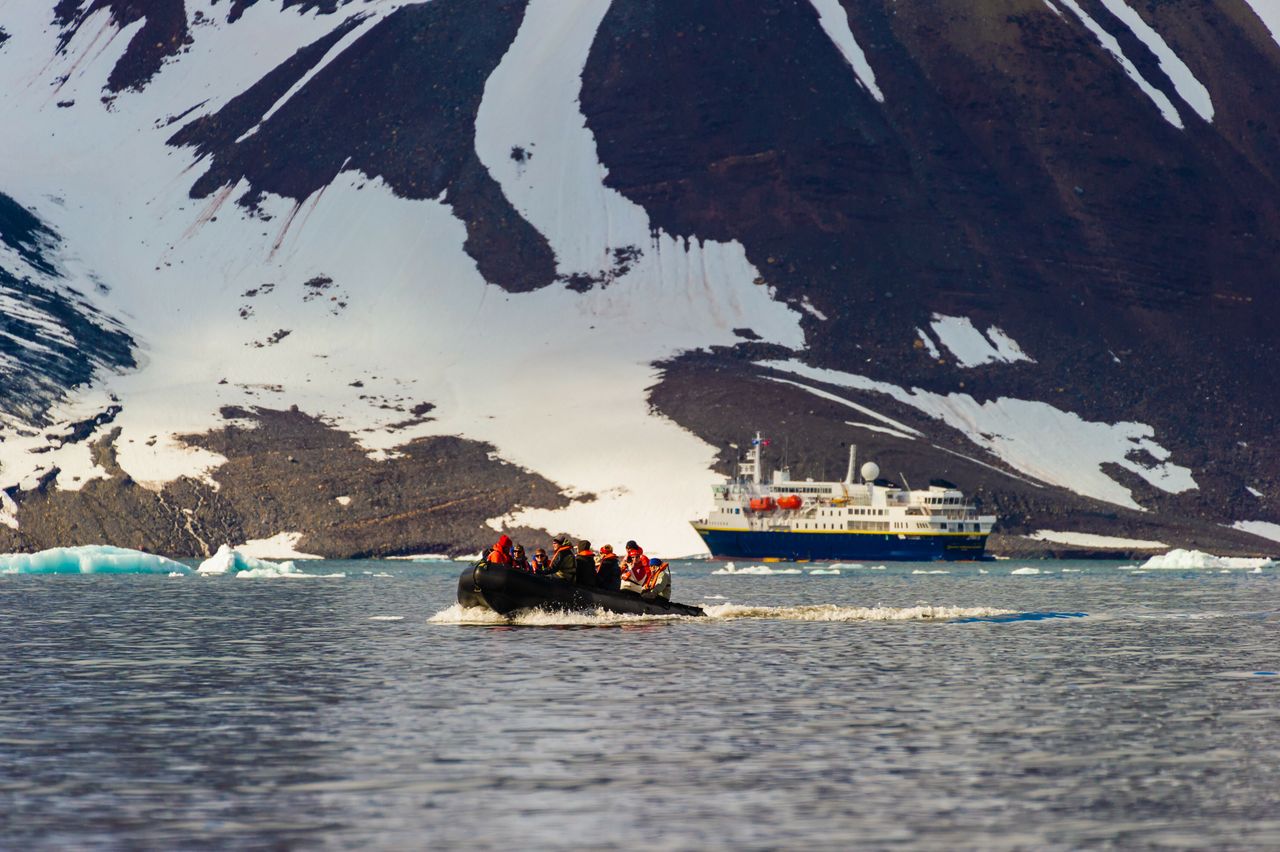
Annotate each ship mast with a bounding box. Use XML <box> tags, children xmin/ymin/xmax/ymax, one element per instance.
<box><xmin>739</xmin><ymin>431</ymin><xmax>765</xmax><ymax>485</ymax></box>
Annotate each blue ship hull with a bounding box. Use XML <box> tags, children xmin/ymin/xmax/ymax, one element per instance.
<box><xmin>693</xmin><ymin>526</ymin><xmax>989</xmax><ymax>562</ymax></box>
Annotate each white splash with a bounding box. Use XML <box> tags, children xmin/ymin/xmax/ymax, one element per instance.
<box><xmin>429</xmin><ymin>601</ymin><xmax>1016</xmax><ymax>625</ymax></box>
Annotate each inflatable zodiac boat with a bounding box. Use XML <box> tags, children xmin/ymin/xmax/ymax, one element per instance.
<box><xmin>457</xmin><ymin>562</ymin><xmax>706</xmax><ymax>617</ymax></box>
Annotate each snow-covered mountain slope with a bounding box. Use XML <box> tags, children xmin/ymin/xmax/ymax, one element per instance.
<box><xmin>0</xmin><ymin>0</ymin><xmax>1277</xmax><ymax>557</ymax></box>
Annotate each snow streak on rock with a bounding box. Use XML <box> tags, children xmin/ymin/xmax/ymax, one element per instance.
<box><xmin>763</xmin><ymin>360</ymin><xmax>1198</xmax><ymax>511</ymax></box>
<box><xmin>1097</xmin><ymin>0</ymin><xmax>1213</xmax><ymax>123</ymax></box>
<box><xmin>928</xmin><ymin>315</ymin><xmax>1032</xmax><ymax>368</ymax></box>
<box><xmin>806</xmin><ymin>0</ymin><xmax>884</xmax><ymax>102</ymax></box>
<box><xmin>1046</xmin><ymin>0</ymin><xmax>1184</xmax><ymax>129</ymax></box>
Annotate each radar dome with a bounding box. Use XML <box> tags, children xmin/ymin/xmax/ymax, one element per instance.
<box><xmin>860</xmin><ymin>462</ymin><xmax>880</xmax><ymax>482</ymax></box>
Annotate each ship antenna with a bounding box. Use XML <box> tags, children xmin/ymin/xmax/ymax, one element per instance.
<box><xmin>900</xmin><ymin>471</ymin><xmax>912</xmax><ymax>492</ymax></box>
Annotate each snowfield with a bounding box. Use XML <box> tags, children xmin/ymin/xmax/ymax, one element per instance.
<box><xmin>0</xmin><ymin>1</ymin><xmax>803</xmax><ymax>555</ymax></box>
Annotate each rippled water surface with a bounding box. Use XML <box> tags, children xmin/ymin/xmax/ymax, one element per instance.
<box><xmin>3</xmin><ymin>560</ymin><xmax>1279</xmax><ymax>849</ymax></box>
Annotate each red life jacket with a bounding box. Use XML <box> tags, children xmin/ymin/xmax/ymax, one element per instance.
<box><xmin>622</xmin><ymin>548</ymin><xmax>650</xmax><ymax>586</ymax></box>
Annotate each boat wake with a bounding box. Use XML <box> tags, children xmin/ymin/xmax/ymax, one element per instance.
<box><xmin>428</xmin><ymin>602</ymin><xmax>1018</xmax><ymax>626</ymax></box>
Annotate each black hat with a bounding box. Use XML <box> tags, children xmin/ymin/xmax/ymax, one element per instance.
<box><xmin>625</xmin><ymin>540</ymin><xmax>638</xmax><ymax>550</ymax></box>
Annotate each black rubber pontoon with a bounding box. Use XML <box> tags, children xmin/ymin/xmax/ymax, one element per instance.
<box><xmin>458</xmin><ymin>562</ymin><xmax>705</xmax><ymax>617</ymax></box>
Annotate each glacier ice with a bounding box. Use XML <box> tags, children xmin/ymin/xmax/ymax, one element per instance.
<box><xmin>1139</xmin><ymin>549</ymin><xmax>1273</xmax><ymax>570</ymax></box>
<box><xmin>197</xmin><ymin>543</ymin><xmax>297</xmax><ymax>576</ymax></box>
<box><xmin>0</xmin><ymin>545</ymin><xmax>191</xmax><ymax>574</ymax></box>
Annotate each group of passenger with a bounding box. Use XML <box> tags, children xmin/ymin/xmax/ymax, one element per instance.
<box><xmin>483</xmin><ymin>533</ymin><xmax>672</xmax><ymax>601</ymax></box>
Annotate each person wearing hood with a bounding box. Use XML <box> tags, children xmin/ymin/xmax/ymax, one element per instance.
<box><xmin>620</xmin><ymin>540</ymin><xmax>651</xmax><ymax>593</ymax></box>
<box><xmin>595</xmin><ymin>544</ymin><xmax>621</xmax><ymax>592</ymax></box>
<box><xmin>575</xmin><ymin>540</ymin><xmax>597</xmax><ymax>588</ymax></box>
<box><xmin>512</xmin><ymin>544</ymin><xmax>531</xmax><ymax>573</ymax></box>
<box><xmin>486</xmin><ymin>534</ymin><xmax>514</xmax><ymax>566</ymax></box>
<box><xmin>548</xmin><ymin>533</ymin><xmax>577</xmax><ymax>582</ymax></box>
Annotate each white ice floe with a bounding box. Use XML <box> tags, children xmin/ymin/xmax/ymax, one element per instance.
<box><xmin>912</xmin><ymin>569</ymin><xmax>950</xmax><ymax>574</ymax></box>
<box><xmin>806</xmin><ymin>0</ymin><xmax>885</xmax><ymax>102</ymax></box>
<box><xmin>928</xmin><ymin>315</ymin><xmax>1033</xmax><ymax>367</ymax></box>
<box><xmin>1229</xmin><ymin>521</ymin><xmax>1280</xmax><ymax>545</ymax></box>
<box><xmin>762</xmin><ymin>360</ymin><xmax>1198</xmax><ymax>511</ymax></box>
<box><xmin>237</xmin><ymin>532</ymin><xmax>322</xmax><ymax>560</ymax></box>
<box><xmin>1097</xmin><ymin>0</ymin><xmax>1213</xmax><ymax>122</ymax></box>
<box><xmin>196</xmin><ymin>543</ymin><xmax>293</xmax><ymax>575</ymax></box>
<box><xmin>1010</xmin><ymin>567</ymin><xmax>1042</xmax><ymax>575</ymax></box>
<box><xmin>1139</xmin><ymin>548</ymin><xmax>1273</xmax><ymax>570</ymax></box>
<box><xmin>712</xmin><ymin>562</ymin><xmax>804</xmax><ymax>576</ymax></box>
<box><xmin>807</xmin><ymin>567</ymin><xmax>842</xmax><ymax>575</ymax></box>
<box><xmin>1243</xmin><ymin>0</ymin><xmax>1280</xmax><ymax>49</ymax></box>
<box><xmin>369</xmin><ymin>615</ymin><xmax>405</xmax><ymax>621</ymax></box>
<box><xmin>0</xmin><ymin>545</ymin><xmax>190</xmax><ymax>574</ymax></box>
<box><xmin>1028</xmin><ymin>530</ymin><xmax>1168</xmax><ymax>549</ymax></box>
<box><xmin>1046</xmin><ymin>0</ymin><xmax>1184</xmax><ymax>128</ymax></box>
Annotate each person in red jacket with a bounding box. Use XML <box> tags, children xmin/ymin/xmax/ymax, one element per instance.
<box><xmin>620</xmin><ymin>540</ymin><xmax>650</xmax><ymax>593</ymax></box>
<box><xmin>486</xmin><ymin>534</ymin><xmax>514</xmax><ymax>566</ymax></box>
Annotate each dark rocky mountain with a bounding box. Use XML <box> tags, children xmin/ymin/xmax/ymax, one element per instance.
<box><xmin>0</xmin><ymin>0</ymin><xmax>1278</xmax><ymax>558</ymax></box>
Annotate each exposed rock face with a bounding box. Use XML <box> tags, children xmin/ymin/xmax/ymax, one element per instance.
<box><xmin>0</xmin><ymin>193</ymin><xmax>135</xmax><ymax>426</ymax></box>
<box><xmin>169</xmin><ymin>0</ymin><xmax>556</xmax><ymax>293</ymax></box>
<box><xmin>0</xmin><ymin>408</ymin><xmax>567</xmax><ymax>558</ymax></box>
<box><xmin>1</xmin><ymin>1</ymin><xmax>1279</xmax><ymax>557</ymax></box>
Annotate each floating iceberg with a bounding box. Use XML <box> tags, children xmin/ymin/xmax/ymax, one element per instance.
<box><xmin>196</xmin><ymin>544</ymin><xmax>344</xmax><ymax>578</ymax></box>
<box><xmin>198</xmin><ymin>544</ymin><xmax>297</xmax><ymax>577</ymax></box>
<box><xmin>0</xmin><ymin>545</ymin><xmax>191</xmax><ymax>575</ymax></box>
<box><xmin>1010</xmin><ymin>567</ymin><xmax>1042</xmax><ymax>575</ymax></box>
<box><xmin>1139</xmin><ymin>549</ymin><xmax>1273</xmax><ymax>571</ymax></box>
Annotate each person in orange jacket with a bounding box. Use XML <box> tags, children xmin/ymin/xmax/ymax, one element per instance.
<box><xmin>575</xmin><ymin>540</ymin><xmax>597</xmax><ymax>588</ymax></box>
<box><xmin>547</xmin><ymin>533</ymin><xmax>577</xmax><ymax>582</ymax></box>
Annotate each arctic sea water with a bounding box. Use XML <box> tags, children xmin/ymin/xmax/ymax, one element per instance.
<box><xmin>3</xmin><ymin>557</ymin><xmax>1279</xmax><ymax>849</ymax></box>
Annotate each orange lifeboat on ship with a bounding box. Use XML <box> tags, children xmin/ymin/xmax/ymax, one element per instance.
<box><xmin>748</xmin><ymin>497</ymin><xmax>777</xmax><ymax>512</ymax></box>
<box><xmin>776</xmin><ymin>494</ymin><xmax>803</xmax><ymax>511</ymax></box>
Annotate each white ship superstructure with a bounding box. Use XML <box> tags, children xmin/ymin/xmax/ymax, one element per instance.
<box><xmin>692</xmin><ymin>433</ymin><xmax>996</xmax><ymax>561</ymax></box>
